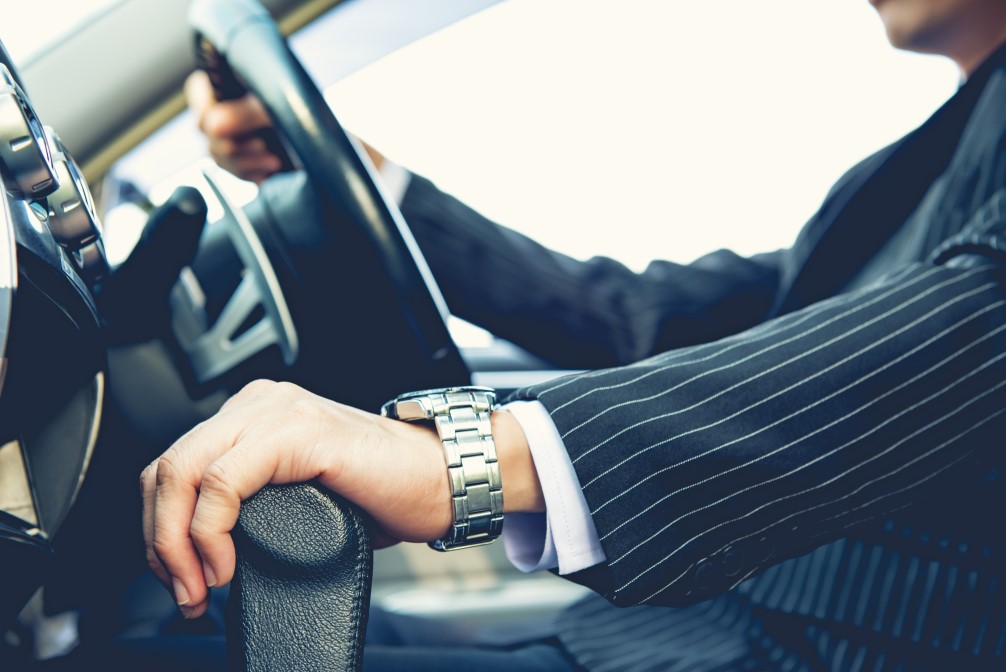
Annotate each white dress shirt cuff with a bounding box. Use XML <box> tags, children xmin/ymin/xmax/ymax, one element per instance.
<box><xmin>501</xmin><ymin>400</ymin><xmax>606</xmax><ymax>575</ymax></box>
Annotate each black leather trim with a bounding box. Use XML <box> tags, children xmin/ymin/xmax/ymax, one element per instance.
<box><xmin>226</xmin><ymin>483</ymin><xmax>372</xmax><ymax>672</ymax></box>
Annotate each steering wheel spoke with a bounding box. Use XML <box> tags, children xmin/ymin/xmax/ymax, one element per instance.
<box><xmin>170</xmin><ymin>169</ymin><xmax>298</xmax><ymax>384</ymax></box>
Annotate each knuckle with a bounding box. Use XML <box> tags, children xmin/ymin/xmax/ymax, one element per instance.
<box><xmin>201</xmin><ymin>108</ymin><xmax>225</xmax><ymax>137</ymax></box>
<box><xmin>189</xmin><ymin>517</ymin><xmax>215</xmax><ymax>545</ymax></box>
<box><xmin>288</xmin><ymin>396</ymin><xmax>320</xmax><ymax>421</ymax></box>
<box><xmin>155</xmin><ymin>451</ymin><xmax>181</xmax><ymax>486</ymax></box>
<box><xmin>144</xmin><ymin>548</ymin><xmax>163</xmax><ymax>572</ymax></box>
<box><xmin>208</xmin><ymin>144</ymin><xmax>228</xmax><ymax>165</ymax></box>
<box><xmin>200</xmin><ymin>462</ymin><xmax>237</xmax><ymax>499</ymax></box>
<box><xmin>236</xmin><ymin>378</ymin><xmax>276</xmax><ymax>400</ymax></box>
<box><xmin>274</xmin><ymin>381</ymin><xmax>301</xmax><ymax>395</ymax></box>
<box><xmin>140</xmin><ymin>462</ymin><xmax>156</xmax><ymax>491</ymax></box>
<box><xmin>152</xmin><ymin>536</ymin><xmax>175</xmax><ymax>560</ymax></box>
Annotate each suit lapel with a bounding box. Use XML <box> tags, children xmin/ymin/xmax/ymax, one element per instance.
<box><xmin>772</xmin><ymin>44</ymin><xmax>1006</xmax><ymax>316</ymax></box>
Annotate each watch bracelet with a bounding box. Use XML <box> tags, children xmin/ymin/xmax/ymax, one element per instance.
<box><xmin>384</xmin><ymin>388</ymin><xmax>503</xmax><ymax>551</ymax></box>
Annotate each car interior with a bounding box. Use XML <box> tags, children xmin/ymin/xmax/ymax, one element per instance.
<box><xmin>0</xmin><ymin>0</ymin><xmax>592</xmax><ymax>669</ymax></box>
<box><xmin>0</xmin><ymin>0</ymin><xmax>966</xmax><ymax>669</ymax></box>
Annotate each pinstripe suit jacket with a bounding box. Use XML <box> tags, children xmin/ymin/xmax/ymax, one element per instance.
<box><xmin>400</xmin><ymin>44</ymin><xmax>1006</xmax><ymax>671</ymax></box>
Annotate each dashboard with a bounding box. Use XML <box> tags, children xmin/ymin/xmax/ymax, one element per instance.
<box><xmin>0</xmin><ymin>41</ymin><xmax>107</xmax><ymax>631</ymax></box>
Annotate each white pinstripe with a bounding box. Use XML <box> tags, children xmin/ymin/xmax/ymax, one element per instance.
<box><xmin>590</xmin><ymin>601</ymin><xmax>744</xmax><ymax>672</ymax></box>
<box><xmin>727</xmin><ymin>565</ymin><xmax>761</xmax><ymax>593</ymax></box>
<box><xmin>531</xmin><ymin>264</ymin><xmax>930</xmax><ymax>400</ymax></box>
<box><xmin>581</xmin><ymin>280</ymin><xmax>998</xmax><ymax>492</ymax></box>
<box><xmin>564</xmin><ymin>266</ymin><xmax>956</xmax><ymax>442</ymax></box>
<box><xmin>548</xmin><ymin>308</ymin><xmax>820</xmax><ymax>415</ymax></box>
<box><xmin>576</xmin><ymin>607</ymin><xmax>687</xmax><ymax>652</ymax></box>
<box><xmin>570</xmin><ymin>269</ymin><xmax>987</xmax><ymax>465</ymax></box>
<box><xmin>546</xmin><ymin>277</ymin><xmax>908</xmax><ymax>416</ymax></box>
<box><xmin>531</xmin><ymin>293</ymin><xmax>822</xmax><ymax>400</ymax></box>
<box><xmin>636</xmin><ymin>397</ymin><xmax>1005</xmax><ymax>601</ymax></box>
<box><xmin>569</xmin><ymin>604</ymin><xmax>666</xmax><ymax>642</ymax></box>
<box><xmin>816</xmin><ymin>426</ymin><xmax>994</xmax><ymax>529</ymax></box>
<box><xmin>632</xmin><ymin>402</ymin><xmax>1006</xmax><ymax>602</ymax></box>
<box><xmin>601</xmin><ymin>312</ymin><xmax>1006</xmax><ymax>544</ymax></box>
<box><xmin>810</xmin><ymin>502</ymin><xmax>912</xmax><ymax>542</ymax></box>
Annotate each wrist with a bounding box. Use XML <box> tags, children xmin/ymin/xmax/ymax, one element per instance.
<box><xmin>381</xmin><ymin>387</ymin><xmax>530</xmax><ymax>550</ymax></box>
<box><xmin>491</xmin><ymin>410</ymin><xmax>545</xmax><ymax>514</ymax></box>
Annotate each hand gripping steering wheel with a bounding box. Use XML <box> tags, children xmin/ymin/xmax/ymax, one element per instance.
<box><xmin>184</xmin><ymin>0</ymin><xmax>470</xmax><ymax>402</ymax></box>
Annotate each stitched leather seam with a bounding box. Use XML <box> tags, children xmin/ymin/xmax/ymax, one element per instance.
<box><xmin>347</xmin><ymin>510</ymin><xmax>370</xmax><ymax>672</ymax></box>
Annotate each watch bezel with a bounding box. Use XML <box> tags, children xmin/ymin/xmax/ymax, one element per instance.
<box><xmin>381</xmin><ymin>385</ymin><xmax>496</xmax><ymax>421</ymax></box>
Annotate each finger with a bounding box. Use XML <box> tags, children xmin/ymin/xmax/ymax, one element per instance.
<box><xmin>142</xmin><ymin>421</ymin><xmax>216</xmax><ymax>590</ymax></box>
<box><xmin>186</xmin><ymin>68</ymin><xmax>272</xmax><ymax>139</ymax></box>
<box><xmin>190</xmin><ymin>432</ymin><xmax>307</xmax><ymax>588</ymax></box>
<box><xmin>148</xmin><ymin>409</ymin><xmax>265</xmax><ymax>606</ymax></box>
<box><xmin>140</xmin><ymin>461</ymin><xmax>172</xmax><ymax>588</ymax></box>
<box><xmin>201</xmin><ymin>96</ymin><xmax>272</xmax><ymax>139</ymax></box>
<box><xmin>184</xmin><ymin>70</ymin><xmax>215</xmax><ymax>118</ymax></box>
<box><xmin>213</xmin><ymin>135</ymin><xmax>268</xmax><ymax>159</ymax></box>
<box><xmin>210</xmin><ymin>151</ymin><xmax>283</xmax><ymax>183</ymax></box>
<box><xmin>152</xmin><ymin>452</ymin><xmax>210</xmax><ymax>607</ymax></box>
<box><xmin>155</xmin><ymin>383</ymin><xmax>288</xmax><ymax>592</ymax></box>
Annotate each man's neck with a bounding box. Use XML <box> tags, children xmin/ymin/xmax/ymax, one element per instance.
<box><xmin>954</xmin><ymin>24</ymin><xmax>1006</xmax><ymax>79</ymax></box>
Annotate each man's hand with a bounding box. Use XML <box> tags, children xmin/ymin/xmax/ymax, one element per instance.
<box><xmin>186</xmin><ymin>70</ymin><xmax>386</xmax><ymax>183</ymax></box>
<box><xmin>141</xmin><ymin>379</ymin><xmax>540</xmax><ymax>619</ymax></box>
<box><xmin>185</xmin><ymin>71</ymin><xmax>282</xmax><ymax>184</ymax></box>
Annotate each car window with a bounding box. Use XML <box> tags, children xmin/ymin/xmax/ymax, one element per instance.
<box><xmin>102</xmin><ymin>0</ymin><xmax>960</xmax><ymax>312</ymax></box>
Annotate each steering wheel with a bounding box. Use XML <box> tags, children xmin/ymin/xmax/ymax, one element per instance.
<box><xmin>181</xmin><ymin>0</ymin><xmax>469</xmax><ymax>411</ymax></box>
<box><xmin>184</xmin><ymin>1</ymin><xmax>473</xmax><ymax>670</ymax></box>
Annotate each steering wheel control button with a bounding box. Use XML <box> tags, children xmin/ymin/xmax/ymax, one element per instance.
<box><xmin>382</xmin><ymin>387</ymin><xmax>503</xmax><ymax>551</ymax></box>
<box><xmin>43</xmin><ymin>127</ymin><xmax>102</xmax><ymax>250</ymax></box>
<box><xmin>0</xmin><ymin>65</ymin><xmax>58</xmax><ymax>200</ymax></box>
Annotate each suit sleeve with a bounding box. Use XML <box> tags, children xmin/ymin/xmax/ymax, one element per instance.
<box><xmin>399</xmin><ymin>174</ymin><xmax>783</xmax><ymax>370</ymax></box>
<box><xmin>510</xmin><ymin>189</ymin><xmax>1006</xmax><ymax>608</ymax></box>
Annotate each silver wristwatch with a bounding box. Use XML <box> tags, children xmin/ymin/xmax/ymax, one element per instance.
<box><xmin>381</xmin><ymin>386</ymin><xmax>503</xmax><ymax>551</ymax></box>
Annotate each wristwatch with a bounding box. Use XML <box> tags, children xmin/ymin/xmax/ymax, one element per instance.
<box><xmin>381</xmin><ymin>386</ymin><xmax>503</xmax><ymax>551</ymax></box>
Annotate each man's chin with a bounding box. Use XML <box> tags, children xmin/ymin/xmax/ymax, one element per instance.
<box><xmin>875</xmin><ymin>7</ymin><xmax>946</xmax><ymax>56</ymax></box>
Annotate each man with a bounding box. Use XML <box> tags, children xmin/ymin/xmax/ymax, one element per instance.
<box><xmin>144</xmin><ymin>0</ymin><xmax>1006</xmax><ymax>669</ymax></box>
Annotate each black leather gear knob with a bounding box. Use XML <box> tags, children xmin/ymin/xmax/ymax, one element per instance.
<box><xmin>226</xmin><ymin>483</ymin><xmax>373</xmax><ymax>672</ymax></box>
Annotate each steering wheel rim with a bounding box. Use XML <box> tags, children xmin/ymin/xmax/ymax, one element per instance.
<box><xmin>188</xmin><ymin>0</ymin><xmax>468</xmax><ymax>383</ymax></box>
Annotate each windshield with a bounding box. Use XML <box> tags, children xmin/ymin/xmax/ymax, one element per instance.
<box><xmin>104</xmin><ymin>0</ymin><xmax>961</xmax><ymax>274</ymax></box>
<box><xmin>1</xmin><ymin>0</ymin><xmax>122</xmax><ymax>63</ymax></box>
<box><xmin>323</xmin><ymin>0</ymin><xmax>961</xmax><ymax>270</ymax></box>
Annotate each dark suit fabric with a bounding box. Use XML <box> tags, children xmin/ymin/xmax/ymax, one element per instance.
<box><xmin>399</xmin><ymin>47</ymin><xmax>1006</xmax><ymax>672</ymax></box>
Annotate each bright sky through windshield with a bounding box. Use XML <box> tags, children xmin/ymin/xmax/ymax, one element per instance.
<box><xmin>329</xmin><ymin>0</ymin><xmax>960</xmax><ymax>269</ymax></box>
